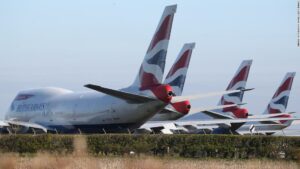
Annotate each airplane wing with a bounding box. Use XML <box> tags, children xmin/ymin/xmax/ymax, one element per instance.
<box><xmin>171</xmin><ymin>88</ymin><xmax>253</xmax><ymax>103</ymax></box>
<box><xmin>201</xmin><ymin>110</ymin><xmax>297</xmax><ymax>120</ymax></box>
<box><xmin>140</xmin><ymin>117</ymin><xmax>300</xmax><ymax>134</ymax></box>
<box><xmin>85</xmin><ymin>84</ymin><xmax>157</xmax><ymax>103</ymax></box>
<box><xmin>201</xmin><ymin>110</ymin><xmax>234</xmax><ymax>119</ymax></box>
<box><xmin>138</xmin><ymin>121</ymin><xmax>179</xmax><ymax>134</ymax></box>
<box><xmin>162</xmin><ymin>103</ymin><xmax>242</xmax><ymax>115</ymax></box>
<box><xmin>291</xmin><ymin>120</ymin><xmax>300</xmax><ymax>125</ymax></box>
<box><xmin>0</xmin><ymin>121</ymin><xmax>9</xmax><ymax>127</ymax></box>
<box><xmin>237</xmin><ymin>130</ymin><xmax>281</xmax><ymax>135</ymax></box>
<box><xmin>248</xmin><ymin>112</ymin><xmax>297</xmax><ymax>119</ymax></box>
<box><xmin>175</xmin><ymin>117</ymin><xmax>300</xmax><ymax>126</ymax></box>
<box><xmin>241</xmin><ymin>123</ymin><xmax>286</xmax><ymax>128</ymax></box>
<box><xmin>188</xmin><ymin>103</ymin><xmax>245</xmax><ymax>115</ymax></box>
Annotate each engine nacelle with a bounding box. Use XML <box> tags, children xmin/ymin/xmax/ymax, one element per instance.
<box><xmin>150</xmin><ymin>84</ymin><xmax>173</xmax><ymax>103</ymax></box>
<box><xmin>232</xmin><ymin>108</ymin><xmax>249</xmax><ymax>118</ymax></box>
<box><xmin>171</xmin><ymin>100</ymin><xmax>191</xmax><ymax>115</ymax></box>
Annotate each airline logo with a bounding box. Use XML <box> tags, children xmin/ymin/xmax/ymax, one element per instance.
<box><xmin>218</xmin><ymin>60</ymin><xmax>252</xmax><ymax>116</ymax></box>
<box><xmin>164</xmin><ymin>43</ymin><xmax>195</xmax><ymax>96</ymax></box>
<box><xmin>264</xmin><ymin>72</ymin><xmax>296</xmax><ymax>115</ymax></box>
<box><xmin>134</xmin><ymin>5</ymin><xmax>177</xmax><ymax>90</ymax></box>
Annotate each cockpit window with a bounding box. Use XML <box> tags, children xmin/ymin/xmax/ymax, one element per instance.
<box><xmin>14</xmin><ymin>94</ymin><xmax>34</xmax><ymax>101</ymax></box>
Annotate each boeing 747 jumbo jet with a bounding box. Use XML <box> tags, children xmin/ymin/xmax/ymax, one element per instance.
<box><xmin>0</xmin><ymin>5</ymin><xmax>179</xmax><ymax>134</ymax></box>
<box><xmin>236</xmin><ymin>72</ymin><xmax>298</xmax><ymax>135</ymax></box>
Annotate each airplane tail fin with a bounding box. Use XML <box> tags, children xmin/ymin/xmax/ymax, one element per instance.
<box><xmin>263</xmin><ymin>72</ymin><xmax>296</xmax><ymax>115</ymax></box>
<box><xmin>164</xmin><ymin>43</ymin><xmax>195</xmax><ymax>96</ymax></box>
<box><xmin>217</xmin><ymin>60</ymin><xmax>253</xmax><ymax>117</ymax></box>
<box><xmin>132</xmin><ymin>5</ymin><xmax>177</xmax><ymax>90</ymax></box>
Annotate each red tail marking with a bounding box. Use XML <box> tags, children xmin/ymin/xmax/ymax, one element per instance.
<box><xmin>147</xmin><ymin>15</ymin><xmax>173</xmax><ymax>52</ymax></box>
<box><xmin>166</xmin><ymin>50</ymin><xmax>191</xmax><ymax>78</ymax></box>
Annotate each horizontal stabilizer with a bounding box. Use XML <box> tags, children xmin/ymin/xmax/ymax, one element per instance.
<box><xmin>189</xmin><ymin>103</ymin><xmax>245</xmax><ymax>115</ymax></box>
<box><xmin>202</xmin><ymin>110</ymin><xmax>235</xmax><ymax>119</ymax></box>
<box><xmin>171</xmin><ymin>89</ymin><xmax>253</xmax><ymax>103</ymax></box>
<box><xmin>248</xmin><ymin>112</ymin><xmax>296</xmax><ymax>119</ymax></box>
<box><xmin>174</xmin><ymin>117</ymin><xmax>300</xmax><ymax>127</ymax></box>
<box><xmin>85</xmin><ymin>84</ymin><xmax>157</xmax><ymax>103</ymax></box>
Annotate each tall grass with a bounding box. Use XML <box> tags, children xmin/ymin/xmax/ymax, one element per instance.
<box><xmin>0</xmin><ymin>155</ymin><xmax>298</xmax><ymax>169</ymax></box>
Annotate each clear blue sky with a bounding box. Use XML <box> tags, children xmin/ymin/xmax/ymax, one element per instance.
<box><xmin>0</xmin><ymin>1</ymin><xmax>299</xmax><ymax>128</ymax></box>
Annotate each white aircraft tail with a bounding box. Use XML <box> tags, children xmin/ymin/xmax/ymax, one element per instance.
<box><xmin>217</xmin><ymin>60</ymin><xmax>252</xmax><ymax>118</ymax></box>
<box><xmin>164</xmin><ymin>43</ymin><xmax>195</xmax><ymax>96</ymax></box>
<box><xmin>263</xmin><ymin>72</ymin><xmax>296</xmax><ymax>124</ymax></box>
<box><xmin>132</xmin><ymin>5</ymin><xmax>177</xmax><ymax>90</ymax></box>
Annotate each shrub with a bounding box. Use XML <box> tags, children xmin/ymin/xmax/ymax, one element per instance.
<box><xmin>87</xmin><ymin>134</ymin><xmax>300</xmax><ymax>160</ymax></box>
<box><xmin>0</xmin><ymin>135</ymin><xmax>73</xmax><ymax>154</ymax></box>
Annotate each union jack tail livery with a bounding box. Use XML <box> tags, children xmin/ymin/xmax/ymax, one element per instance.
<box><xmin>164</xmin><ymin>43</ymin><xmax>195</xmax><ymax>96</ymax></box>
<box><xmin>263</xmin><ymin>72</ymin><xmax>296</xmax><ymax>115</ymax></box>
<box><xmin>218</xmin><ymin>60</ymin><xmax>253</xmax><ymax>118</ymax></box>
<box><xmin>132</xmin><ymin>5</ymin><xmax>177</xmax><ymax>90</ymax></box>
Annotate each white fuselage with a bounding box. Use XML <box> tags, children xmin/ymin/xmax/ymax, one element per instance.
<box><xmin>5</xmin><ymin>87</ymin><xmax>166</xmax><ymax>133</ymax></box>
<box><xmin>150</xmin><ymin>108</ymin><xmax>183</xmax><ymax>121</ymax></box>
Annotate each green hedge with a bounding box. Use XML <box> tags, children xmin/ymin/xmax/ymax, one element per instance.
<box><xmin>87</xmin><ymin>134</ymin><xmax>300</xmax><ymax>160</ymax></box>
<box><xmin>0</xmin><ymin>135</ymin><xmax>73</xmax><ymax>154</ymax></box>
<box><xmin>0</xmin><ymin>134</ymin><xmax>300</xmax><ymax>160</ymax></box>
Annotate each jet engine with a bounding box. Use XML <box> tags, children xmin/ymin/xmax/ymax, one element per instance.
<box><xmin>171</xmin><ymin>100</ymin><xmax>191</xmax><ymax>115</ymax></box>
<box><xmin>150</xmin><ymin>84</ymin><xmax>173</xmax><ymax>103</ymax></box>
<box><xmin>232</xmin><ymin>108</ymin><xmax>249</xmax><ymax>118</ymax></box>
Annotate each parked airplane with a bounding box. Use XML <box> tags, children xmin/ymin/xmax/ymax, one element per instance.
<box><xmin>175</xmin><ymin>60</ymin><xmax>252</xmax><ymax>133</ymax></box>
<box><xmin>236</xmin><ymin>72</ymin><xmax>298</xmax><ymax>135</ymax></box>
<box><xmin>0</xmin><ymin>5</ymin><xmax>179</xmax><ymax>134</ymax></box>
<box><xmin>189</xmin><ymin>72</ymin><xmax>298</xmax><ymax>134</ymax></box>
<box><xmin>204</xmin><ymin>60</ymin><xmax>253</xmax><ymax>134</ymax></box>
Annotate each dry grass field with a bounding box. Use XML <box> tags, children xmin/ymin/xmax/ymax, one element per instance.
<box><xmin>0</xmin><ymin>136</ymin><xmax>298</xmax><ymax>169</ymax></box>
<box><xmin>0</xmin><ymin>154</ymin><xmax>299</xmax><ymax>169</ymax></box>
